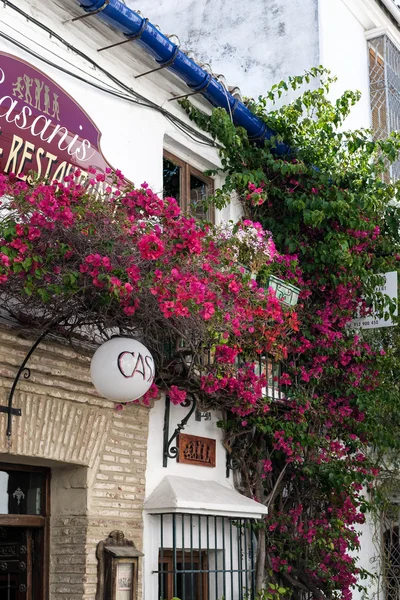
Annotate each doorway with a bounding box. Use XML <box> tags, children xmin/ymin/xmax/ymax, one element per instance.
<box><xmin>0</xmin><ymin>526</ymin><xmax>44</xmax><ymax>599</ymax></box>
<box><xmin>0</xmin><ymin>464</ymin><xmax>49</xmax><ymax>600</ymax></box>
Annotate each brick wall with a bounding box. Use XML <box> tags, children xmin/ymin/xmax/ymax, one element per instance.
<box><xmin>84</xmin><ymin>407</ymin><xmax>148</xmax><ymax>598</ymax></box>
<box><xmin>0</xmin><ymin>324</ymin><xmax>150</xmax><ymax>600</ymax></box>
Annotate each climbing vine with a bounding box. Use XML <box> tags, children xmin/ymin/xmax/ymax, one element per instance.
<box><xmin>180</xmin><ymin>68</ymin><xmax>400</xmax><ymax>599</ymax></box>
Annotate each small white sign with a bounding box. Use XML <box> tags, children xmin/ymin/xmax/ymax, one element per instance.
<box><xmin>348</xmin><ymin>271</ymin><xmax>398</xmax><ymax>330</ymax></box>
<box><xmin>116</xmin><ymin>562</ymin><xmax>133</xmax><ymax>600</ymax></box>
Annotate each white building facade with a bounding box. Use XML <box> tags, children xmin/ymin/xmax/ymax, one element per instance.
<box><xmin>0</xmin><ymin>0</ymin><xmax>399</xmax><ymax>599</ymax></box>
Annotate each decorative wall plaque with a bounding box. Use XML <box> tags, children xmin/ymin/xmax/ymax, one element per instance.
<box><xmin>177</xmin><ymin>434</ymin><xmax>216</xmax><ymax>467</ymax></box>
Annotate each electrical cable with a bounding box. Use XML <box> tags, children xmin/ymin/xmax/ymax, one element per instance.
<box><xmin>0</xmin><ymin>28</ymin><xmax>216</xmax><ymax>148</ymax></box>
<box><xmin>2</xmin><ymin>19</ymin><xmax>133</xmax><ymax>96</ymax></box>
<box><xmin>0</xmin><ymin>0</ymin><xmax>218</xmax><ymax>148</ymax></box>
<box><xmin>0</xmin><ymin>30</ymin><xmax>146</xmax><ymax>106</ymax></box>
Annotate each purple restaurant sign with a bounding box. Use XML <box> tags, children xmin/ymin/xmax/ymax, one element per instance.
<box><xmin>0</xmin><ymin>52</ymin><xmax>111</xmax><ymax>181</ymax></box>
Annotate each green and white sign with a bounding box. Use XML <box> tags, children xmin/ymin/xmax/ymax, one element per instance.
<box><xmin>348</xmin><ymin>271</ymin><xmax>398</xmax><ymax>330</ymax></box>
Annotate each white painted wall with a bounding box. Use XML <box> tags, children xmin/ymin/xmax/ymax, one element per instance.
<box><xmin>143</xmin><ymin>396</ymin><xmax>236</xmax><ymax>599</ymax></box>
<box><xmin>319</xmin><ymin>0</ymin><xmax>372</xmax><ymax>130</ymax></box>
<box><xmin>139</xmin><ymin>0</ymin><xmax>399</xmax><ymax>136</ymax></box>
<box><xmin>145</xmin><ymin>397</ymin><xmax>233</xmax><ymax>499</ymax></box>
<box><xmin>143</xmin><ymin>396</ymin><xmax>238</xmax><ymax>600</ymax></box>
<box><xmin>136</xmin><ymin>0</ymin><xmax>320</xmax><ymax>100</ymax></box>
<box><xmin>352</xmin><ymin>516</ymin><xmax>379</xmax><ymax>600</ymax></box>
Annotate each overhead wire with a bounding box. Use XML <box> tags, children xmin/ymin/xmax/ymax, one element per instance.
<box><xmin>2</xmin><ymin>19</ymin><xmax>134</xmax><ymax>95</ymax></box>
<box><xmin>0</xmin><ymin>0</ymin><xmax>218</xmax><ymax>148</ymax></box>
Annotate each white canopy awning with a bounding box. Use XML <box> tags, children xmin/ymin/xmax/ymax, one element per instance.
<box><xmin>144</xmin><ymin>475</ymin><xmax>268</xmax><ymax>518</ymax></box>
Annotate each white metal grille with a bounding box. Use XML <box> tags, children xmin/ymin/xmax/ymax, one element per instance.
<box><xmin>368</xmin><ymin>35</ymin><xmax>400</xmax><ymax>180</ymax></box>
<box><xmin>384</xmin><ymin>523</ymin><xmax>400</xmax><ymax>600</ymax></box>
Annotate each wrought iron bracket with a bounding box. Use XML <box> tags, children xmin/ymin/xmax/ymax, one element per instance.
<box><xmin>225</xmin><ymin>451</ymin><xmax>242</xmax><ymax>479</ymax></box>
<box><xmin>135</xmin><ymin>44</ymin><xmax>180</xmax><ymax>79</ymax></box>
<box><xmin>2</xmin><ymin>330</ymin><xmax>49</xmax><ymax>440</ymax></box>
<box><xmin>162</xmin><ymin>394</ymin><xmax>196</xmax><ymax>467</ymax></box>
<box><xmin>168</xmin><ymin>72</ymin><xmax>213</xmax><ymax>102</ymax></box>
<box><xmin>97</xmin><ymin>18</ymin><xmax>149</xmax><ymax>52</ymax></box>
<box><xmin>65</xmin><ymin>0</ymin><xmax>110</xmax><ymax>24</ymax></box>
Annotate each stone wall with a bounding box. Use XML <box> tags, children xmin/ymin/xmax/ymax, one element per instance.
<box><xmin>0</xmin><ymin>324</ymin><xmax>149</xmax><ymax>600</ymax></box>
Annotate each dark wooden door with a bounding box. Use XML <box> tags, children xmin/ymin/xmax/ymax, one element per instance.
<box><xmin>0</xmin><ymin>526</ymin><xmax>44</xmax><ymax>599</ymax></box>
<box><xmin>0</xmin><ymin>464</ymin><xmax>49</xmax><ymax>600</ymax></box>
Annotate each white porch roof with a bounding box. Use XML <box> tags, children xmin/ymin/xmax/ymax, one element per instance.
<box><xmin>144</xmin><ymin>475</ymin><xmax>268</xmax><ymax>518</ymax></box>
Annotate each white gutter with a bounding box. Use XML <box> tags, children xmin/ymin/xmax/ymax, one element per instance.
<box><xmin>381</xmin><ymin>0</ymin><xmax>400</xmax><ymax>24</ymax></box>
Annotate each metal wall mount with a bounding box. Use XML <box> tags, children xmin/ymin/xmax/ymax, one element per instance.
<box><xmin>0</xmin><ymin>330</ymin><xmax>49</xmax><ymax>440</ymax></box>
<box><xmin>226</xmin><ymin>452</ymin><xmax>240</xmax><ymax>479</ymax></box>
<box><xmin>97</xmin><ymin>18</ymin><xmax>149</xmax><ymax>52</ymax></box>
<box><xmin>195</xmin><ymin>409</ymin><xmax>211</xmax><ymax>422</ymax></box>
<box><xmin>135</xmin><ymin>43</ymin><xmax>180</xmax><ymax>79</ymax></box>
<box><xmin>162</xmin><ymin>394</ymin><xmax>196</xmax><ymax>467</ymax></box>
<box><xmin>66</xmin><ymin>0</ymin><xmax>110</xmax><ymax>23</ymax></box>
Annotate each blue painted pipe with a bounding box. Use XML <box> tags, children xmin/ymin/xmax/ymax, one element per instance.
<box><xmin>75</xmin><ymin>0</ymin><xmax>291</xmax><ymax>154</ymax></box>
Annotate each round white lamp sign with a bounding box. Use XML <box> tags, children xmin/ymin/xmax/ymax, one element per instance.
<box><xmin>90</xmin><ymin>337</ymin><xmax>155</xmax><ymax>402</ymax></box>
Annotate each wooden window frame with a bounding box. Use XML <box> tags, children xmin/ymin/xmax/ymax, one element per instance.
<box><xmin>369</xmin><ymin>47</ymin><xmax>385</xmax><ymax>67</ymax></box>
<box><xmin>0</xmin><ymin>462</ymin><xmax>50</xmax><ymax>600</ymax></box>
<box><xmin>158</xmin><ymin>549</ymin><xmax>209</xmax><ymax>600</ymax></box>
<box><xmin>163</xmin><ymin>150</ymin><xmax>215</xmax><ymax>222</ymax></box>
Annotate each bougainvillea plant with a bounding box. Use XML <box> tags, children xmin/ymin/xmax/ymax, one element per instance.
<box><xmin>0</xmin><ymin>169</ymin><xmax>298</xmax><ymax>415</ymax></box>
<box><xmin>180</xmin><ymin>67</ymin><xmax>400</xmax><ymax>599</ymax></box>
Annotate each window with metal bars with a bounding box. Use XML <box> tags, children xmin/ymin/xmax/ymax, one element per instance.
<box><xmin>384</xmin><ymin>522</ymin><xmax>400</xmax><ymax>600</ymax></box>
<box><xmin>368</xmin><ymin>35</ymin><xmax>400</xmax><ymax>180</ymax></box>
<box><xmin>164</xmin><ymin>339</ymin><xmax>285</xmax><ymax>403</ymax></box>
<box><xmin>255</xmin><ymin>354</ymin><xmax>283</xmax><ymax>402</ymax></box>
<box><xmin>204</xmin><ymin>349</ymin><xmax>284</xmax><ymax>402</ymax></box>
<box><xmin>154</xmin><ymin>513</ymin><xmax>256</xmax><ymax>600</ymax></box>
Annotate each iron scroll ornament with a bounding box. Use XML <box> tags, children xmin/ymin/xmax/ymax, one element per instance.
<box><xmin>162</xmin><ymin>394</ymin><xmax>196</xmax><ymax>467</ymax></box>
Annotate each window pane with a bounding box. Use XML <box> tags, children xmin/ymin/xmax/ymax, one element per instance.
<box><xmin>190</xmin><ymin>174</ymin><xmax>210</xmax><ymax>219</ymax></box>
<box><xmin>0</xmin><ymin>470</ymin><xmax>44</xmax><ymax>515</ymax></box>
<box><xmin>255</xmin><ymin>357</ymin><xmax>281</xmax><ymax>399</ymax></box>
<box><xmin>163</xmin><ymin>158</ymin><xmax>181</xmax><ymax>204</ymax></box>
<box><xmin>156</xmin><ymin>515</ymin><xmax>256</xmax><ymax>600</ymax></box>
<box><xmin>176</xmin><ymin>564</ymin><xmax>197</xmax><ymax>600</ymax></box>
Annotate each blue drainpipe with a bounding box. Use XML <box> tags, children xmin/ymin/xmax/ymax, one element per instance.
<box><xmin>74</xmin><ymin>0</ymin><xmax>291</xmax><ymax>155</ymax></box>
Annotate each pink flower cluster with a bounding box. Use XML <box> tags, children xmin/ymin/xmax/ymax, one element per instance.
<box><xmin>0</xmin><ymin>171</ymin><xmax>295</xmax><ymax>415</ymax></box>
